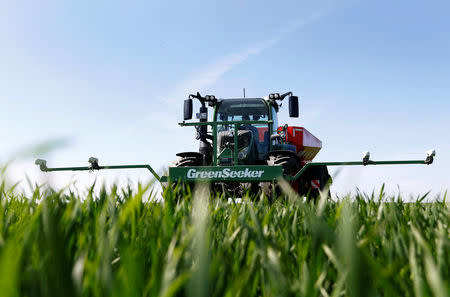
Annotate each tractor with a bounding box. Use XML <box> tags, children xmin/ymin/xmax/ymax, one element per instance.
<box><xmin>174</xmin><ymin>92</ymin><xmax>330</xmax><ymax>197</ymax></box>
<box><xmin>35</xmin><ymin>91</ymin><xmax>436</xmax><ymax>200</ymax></box>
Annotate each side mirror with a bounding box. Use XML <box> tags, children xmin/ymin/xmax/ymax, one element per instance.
<box><xmin>184</xmin><ymin>99</ymin><xmax>193</xmax><ymax>120</ymax></box>
<box><xmin>289</xmin><ymin>96</ymin><xmax>299</xmax><ymax>118</ymax></box>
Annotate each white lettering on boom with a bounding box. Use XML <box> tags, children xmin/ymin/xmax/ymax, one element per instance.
<box><xmin>185</xmin><ymin>168</ymin><xmax>267</xmax><ymax>179</ymax></box>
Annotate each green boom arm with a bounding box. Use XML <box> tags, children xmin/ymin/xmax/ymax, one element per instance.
<box><xmin>289</xmin><ymin>159</ymin><xmax>433</xmax><ymax>181</ymax></box>
<box><xmin>35</xmin><ymin>158</ymin><xmax>161</xmax><ymax>182</ymax></box>
<box><xmin>35</xmin><ymin>151</ymin><xmax>435</xmax><ymax>184</ymax></box>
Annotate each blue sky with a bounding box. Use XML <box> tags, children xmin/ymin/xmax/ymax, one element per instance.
<box><xmin>1</xmin><ymin>0</ymin><xmax>449</xmax><ymax>198</ymax></box>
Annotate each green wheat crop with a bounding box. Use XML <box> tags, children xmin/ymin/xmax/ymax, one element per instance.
<box><xmin>0</xmin><ymin>178</ymin><xmax>448</xmax><ymax>297</ymax></box>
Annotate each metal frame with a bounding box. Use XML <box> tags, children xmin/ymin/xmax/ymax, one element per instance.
<box><xmin>35</xmin><ymin>156</ymin><xmax>433</xmax><ymax>184</ymax></box>
<box><xmin>35</xmin><ymin>159</ymin><xmax>161</xmax><ymax>182</ymax></box>
<box><xmin>289</xmin><ymin>159</ymin><xmax>432</xmax><ymax>181</ymax></box>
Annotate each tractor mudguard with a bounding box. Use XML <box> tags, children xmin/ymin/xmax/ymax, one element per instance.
<box><xmin>176</xmin><ymin>152</ymin><xmax>204</xmax><ymax>158</ymax></box>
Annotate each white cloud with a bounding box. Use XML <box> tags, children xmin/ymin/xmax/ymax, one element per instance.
<box><xmin>160</xmin><ymin>6</ymin><xmax>334</xmax><ymax>104</ymax></box>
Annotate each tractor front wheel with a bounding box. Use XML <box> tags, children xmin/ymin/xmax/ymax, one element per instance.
<box><xmin>263</xmin><ymin>152</ymin><xmax>300</xmax><ymax>200</ymax></box>
<box><xmin>173</xmin><ymin>153</ymin><xmax>204</xmax><ymax>197</ymax></box>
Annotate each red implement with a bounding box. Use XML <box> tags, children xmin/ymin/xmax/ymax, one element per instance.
<box><xmin>283</xmin><ymin>126</ymin><xmax>322</xmax><ymax>161</ymax></box>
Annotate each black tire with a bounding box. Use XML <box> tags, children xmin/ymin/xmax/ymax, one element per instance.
<box><xmin>176</xmin><ymin>157</ymin><xmax>200</xmax><ymax>167</ymax></box>
<box><xmin>173</xmin><ymin>154</ymin><xmax>203</xmax><ymax>197</ymax></box>
<box><xmin>267</xmin><ymin>154</ymin><xmax>299</xmax><ymax>175</ymax></box>
<box><xmin>264</xmin><ymin>152</ymin><xmax>300</xmax><ymax>201</ymax></box>
<box><xmin>300</xmin><ymin>165</ymin><xmax>332</xmax><ymax>202</ymax></box>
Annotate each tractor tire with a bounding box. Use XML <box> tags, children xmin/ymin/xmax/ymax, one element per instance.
<box><xmin>300</xmin><ymin>165</ymin><xmax>331</xmax><ymax>202</ymax></box>
<box><xmin>176</xmin><ymin>157</ymin><xmax>201</xmax><ymax>167</ymax></box>
<box><xmin>173</xmin><ymin>153</ymin><xmax>203</xmax><ymax>197</ymax></box>
<box><xmin>263</xmin><ymin>152</ymin><xmax>300</xmax><ymax>201</ymax></box>
<box><xmin>268</xmin><ymin>155</ymin><xmax>299</xmax><ymax>174</ymax></box>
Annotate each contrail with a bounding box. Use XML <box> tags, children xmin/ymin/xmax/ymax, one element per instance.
<box><xmin>160</xmin><ymin>4</ymin><xmax>335</xmax><ymax>104</ymax></box>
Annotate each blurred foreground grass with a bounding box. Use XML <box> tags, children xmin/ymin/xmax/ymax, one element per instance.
<box><xmin>0</xmin><ymin>179</ymin><xmax>449</xmax><ymax>297</ymax></box>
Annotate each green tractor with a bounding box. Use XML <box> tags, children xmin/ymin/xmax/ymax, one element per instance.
<box><xmin>35</xmin><ymin>91</ymin><xmax>436</xmax><ymax>200</ymax></box>
<box><xmin>173</xmin><ymin>92</ymin><xmax>330</xmax><ymax>197</ymax></box>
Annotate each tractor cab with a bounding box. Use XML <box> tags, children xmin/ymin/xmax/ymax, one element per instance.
<box><xmin>214</xmin><ymin>98</ymin><xmax>273</xmax><ymax>164</ymax></box>
<box><xmin>181</xmin><ymin>92</ymin><xmax>301</xmax><ymax>167</ymax></box>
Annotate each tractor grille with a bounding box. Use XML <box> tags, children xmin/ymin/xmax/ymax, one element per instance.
<box><xmin>217</xmin><ymin>130</ymin><xmax>252</xmax><ymax>150</ymax></box>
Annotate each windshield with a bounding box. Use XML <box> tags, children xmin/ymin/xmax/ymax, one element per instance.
<box><xmin>216</xmin><ymin>99</ymin><xmax>270</xmax><ymax>157</ymax></box>
<box><xmin>216</xmin><ymin>99</ymin><xmax>269</xmax><ymax>122</ymax></box>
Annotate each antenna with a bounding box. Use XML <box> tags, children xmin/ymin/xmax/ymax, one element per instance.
<box><xmin>243</xmin><ymin>88</ymin><xmax>246</xmax><ymax>98</ymax></box>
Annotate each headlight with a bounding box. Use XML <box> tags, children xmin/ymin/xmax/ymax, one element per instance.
<box><xmin>238</xmin><ymin>146</ymin><xmax>249</xmax><ymax>159</ymax></box>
